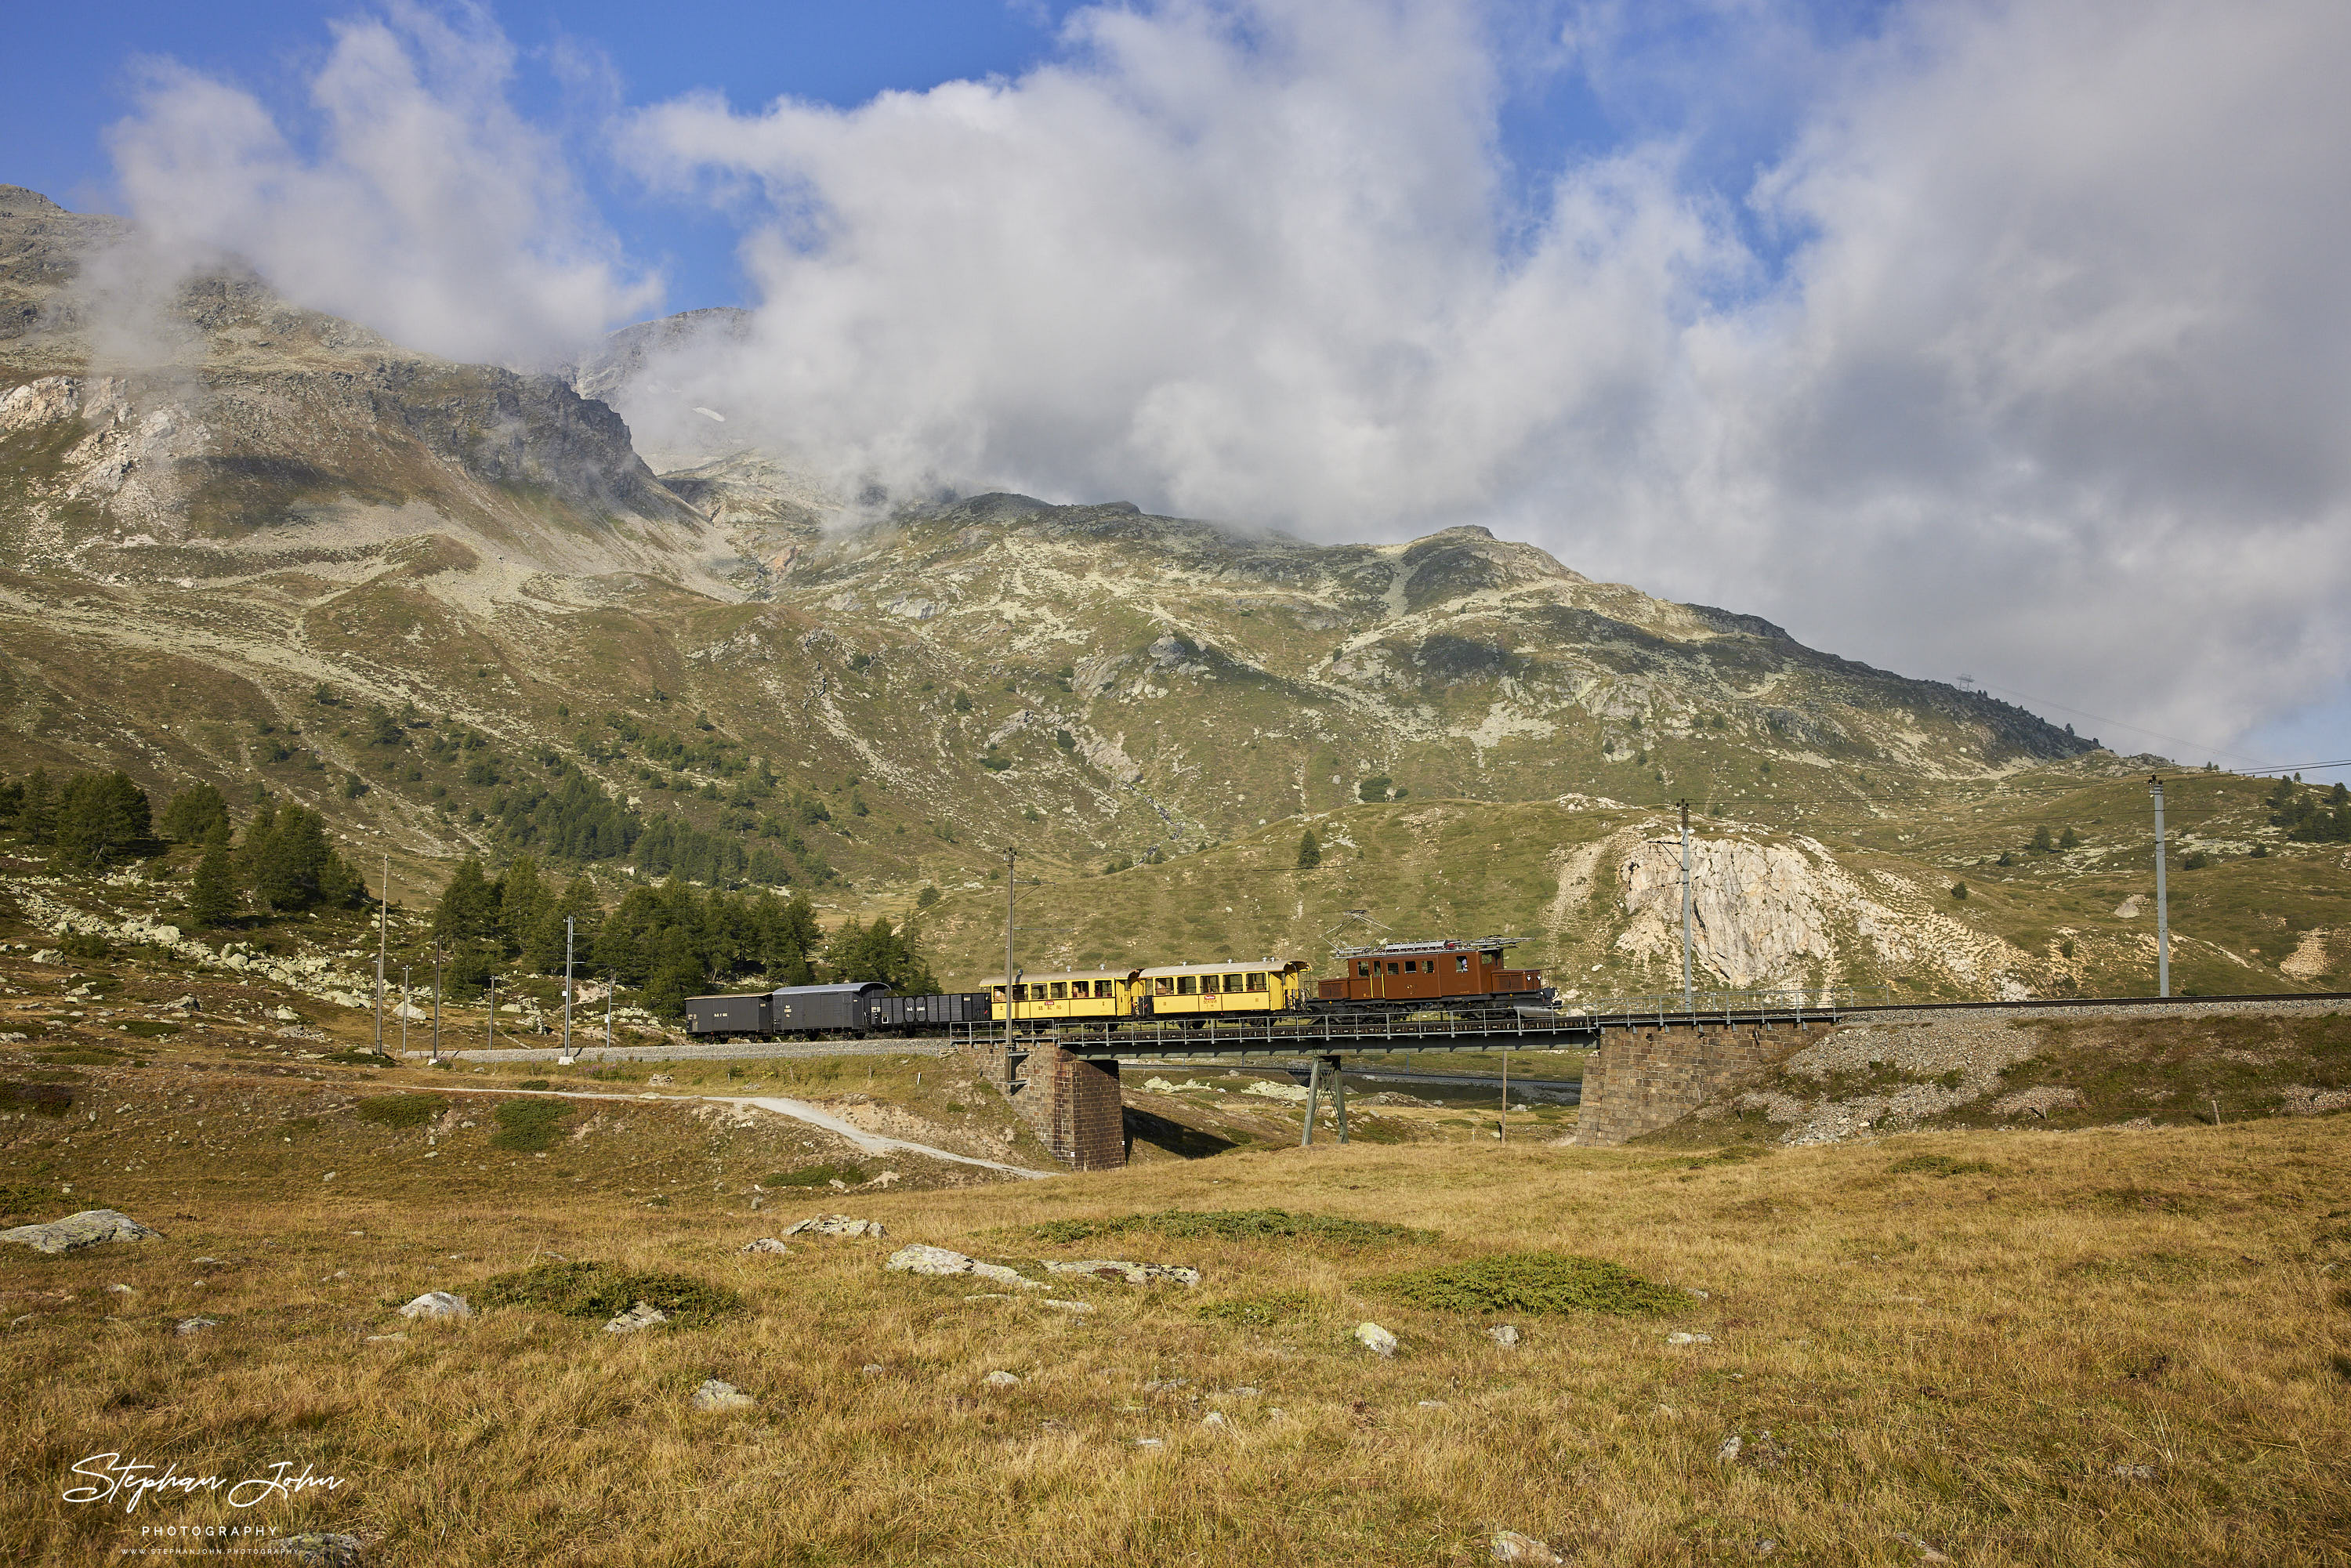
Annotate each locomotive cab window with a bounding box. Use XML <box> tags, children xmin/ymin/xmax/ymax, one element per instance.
<box><xmin>1387</xmin><ymin>962</ymin><xmax>1400</xmax><ymax>975</ymax></box>
<box><xmin>1357</xmin><ymin>962</ymin><xmax>1371</xmax><ymax>977</ymax></box>
<box><xmin>1456</xmin><ymin>955</ymin><xmax>1470</xmax><ymax>972</ymax></box>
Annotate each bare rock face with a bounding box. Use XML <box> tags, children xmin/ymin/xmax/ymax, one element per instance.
<box><xmin>0</xmin><ymin>1209</ymin><xmax>162</xmax><ymax>1255</ymax></box>
<box><xmin>0</xmin><ymin>187</ymin><xmax>711</xmax><ymax>585</ymax></box>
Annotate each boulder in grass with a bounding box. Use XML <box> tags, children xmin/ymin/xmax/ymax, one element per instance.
<box><xmin>740</xmin><ymin>1237</ymin><xmax>791</xmax><ymax>1255</ymax></box>
<box><xmin>783</xmin><ymin>1214</ymin><xmax>886</xmax><ymax>1239</ymax></box>
<box><xmin>886</xmin><ymin>1244</ymin><xmax>1044</xmax><ymax>1290</ymax></box>
<box><xmin>397</xmin><ymin>1291</ymin><xmax>471</xmax><ymax>1321</ymax></box>
<box><xmin>1353</xmin><ymin>1321</ymin><xmax>1400</xmax><ymax>1358</ymax></box>
<box><xmin>175</xmin><ymin>1317</ymin><xmax>219</xmax><ymax>1336</ymax></box>
<box><xmin>1487</xmin><ymin>1324</ymin><xmax>1522</xmax><ymax>1348</ymax></box>
<box><xmin>0</xmin><ymin>1209</ymin><xmax>162</xmax><ymax>1255</ymax></box>
<box><xmin>1492</xmin><ymin>1530</ymin><xmax>1565</xmax><ymax>1565</ymax></box>
<box><xmin>692</xmin><ymin>1378</ymin><xmax>755</xmax><ymax>1412</ymax></box>
<box><xmin>1043</xmin><ymin>1258</ymin><xmax>1200</xmax><ymax>1288</ymax></box>
<box><xmin>603</xmin><ymin>1300</ymin><xmax>668</xmax><ymax>1334</ymax></box>
<box><xmin>273</xmin><ymin>1531</ymin><xmax>366</xmax><ymax>1566</ymax></box>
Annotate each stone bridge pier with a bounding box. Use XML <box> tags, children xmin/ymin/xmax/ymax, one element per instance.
<box><xmin>1570</xmin><ymin>1017</ymin><xmax>1833</xmax><ymax>1146</ymax></box>
<box><xmin>969</xmin><ymin>1034</ymin><xmax>1127</xmax><ymax>1171</ymax></box>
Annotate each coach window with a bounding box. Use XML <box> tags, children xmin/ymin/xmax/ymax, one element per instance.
<box><xmin>993</xmin><ymin>986</ymin><xmax>1007</xmax><ymax>1003</ymax></box>
<box><xmin>1176</xmin><ymin>974</ymin><xmax>1197</xmax><ymax>995</ymax></box>
<box><xmin>1049</xmin><ymin>981</ymin><xmax>1068</xmax><ymax>1000</ymax></box>
<box><xmin>1246</xmin><ymin>972</ymin><xmax>1266</xmax><ymax>992</ymax></box>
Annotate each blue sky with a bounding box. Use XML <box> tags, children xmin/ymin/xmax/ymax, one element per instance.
<box><xmin>5</xmin><ymin>1</ymin><xmax>1898</xmax><ymax>321</ymax></box>
<box><xmin>6</xmin><ymin>1</ymin><xmax>1088</xmax><ymax>312</ymax></box>
<box><xmin>5</xmin><ymin>1</ymin><xmax>2347</xmax><ymax>766</ymax></box>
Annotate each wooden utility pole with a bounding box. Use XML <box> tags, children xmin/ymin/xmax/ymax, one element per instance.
<box><xmin>375</xmin><ymin>853</ymin><xmax>389</xmax><ymax>1056</ymax></box>
<box><xmin>1679</xmin><ymin>801</ymin><xmax>1694</xmax><ymax>1011</ymax></box>
<box><xmin>1004</xmin><ymin>846</ymin><xmax>1018</xmax><ymax>1037</ymax></box>
<box><xmin>2150</xmin><ymin>777</ymin><xmax>2171</xmax><ymax>997</ymax></box>
<box><xmin>559</xmin><ymin>915</ymin><xmax>575</xmax><ymax>1064</ymax></box>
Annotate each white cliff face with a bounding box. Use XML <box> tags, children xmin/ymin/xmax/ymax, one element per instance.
<box><xmin>1616</xmin><ymin>833</ymin><xmax>1835</xmax><ymax>987</ymax></box>
<box><xmin>1611</xmin><ymin>827</ymin><xmax>2037</xmax><ymax>993</ymax></box>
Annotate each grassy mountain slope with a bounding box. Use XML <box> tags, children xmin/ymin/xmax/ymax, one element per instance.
<box><xmin>1</xmin><ymin>200</ymin><xmax>2342</xmax><ymax>1003</ymax></box>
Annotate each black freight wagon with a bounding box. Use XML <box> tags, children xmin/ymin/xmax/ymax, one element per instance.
<box><xmin>684</xmin><ymin>991</ymin><xmax>772</xmax><ymax>1037</ymax></box>
<box><xmin>869</xmin><ymin>991</ymin><xmax>993</xmax><ymax>1030</ymax></box>
<box><xmin>768</xmin><ymin>981</ymin><xmax>893</xmax><ymax>1034</ymax></box>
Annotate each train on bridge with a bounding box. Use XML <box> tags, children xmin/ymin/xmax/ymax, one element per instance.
<box><xmin>683</xmin><ymin>936</ymin><xmax>1551</xmax><ymax>1040</ymax></box>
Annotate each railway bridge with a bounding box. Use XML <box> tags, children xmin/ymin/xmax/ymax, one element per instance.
<box><xmin>951</xmin><ymin>990</ymin><xmax>1876</xmax><ymax>1170</ymax></box>
<box><xmin>952</xmin><ymin>990</ymin><xmax>2351</xmax><ymax>1171</ymax></box>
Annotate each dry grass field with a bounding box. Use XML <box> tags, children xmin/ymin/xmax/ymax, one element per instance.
<box><xmin>5</xmin><ymin>1045</ymin><xmax>2349</xmax><ymax>1566</ymax></box>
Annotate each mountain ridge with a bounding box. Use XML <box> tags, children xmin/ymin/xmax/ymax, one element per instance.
<box><xmin>5</xmin><ymin>186</ymin><xmax>2339</xmax><ymax>1005</ymax></box>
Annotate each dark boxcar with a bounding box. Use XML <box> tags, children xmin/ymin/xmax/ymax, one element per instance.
<box><xmin>871</xmin><ymin>991</ymin><xmax>994</xmax><ymax>1029</ymax></box>
<box><xmin>685</xmin><ymin>992</ymin><xmax>773</xmax><ymax>1036</ymax></box>
<box><xmin>769</xmin><ymin>981</ymin><xmax>893</xmax><ymax>1034</ymax></box>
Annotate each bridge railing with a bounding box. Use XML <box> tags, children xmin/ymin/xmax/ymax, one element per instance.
<box><xmin>1560</xmin><ymin>986</ymin><xmax>1892</xmax><ymax>1030</ymax></box>
<box><xmin>944</xmin><ymin>986</ymin><xmax>1890</xmax><ymax>1056</ymax></box>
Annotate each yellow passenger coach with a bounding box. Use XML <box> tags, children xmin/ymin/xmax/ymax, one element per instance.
<box><xmin>988</xmin><ymin>959</ymin><xmax>1310</xmax><ymax>1024</ymax></box>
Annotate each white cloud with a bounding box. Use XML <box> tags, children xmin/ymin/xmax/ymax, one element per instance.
<box><xmin>92</xmin><ymin>0</ymin><xmax>2351</xmax><ymax>754</ymax></box>
<box><xmin>615</xmin><ymin>0</ymin><xmax>2351</xmax><ymax>752</ymax></box>
<box><xmin>106</xmin><ymin>3</ymin><xmax>657</xmax><ymax>366</ymax></box>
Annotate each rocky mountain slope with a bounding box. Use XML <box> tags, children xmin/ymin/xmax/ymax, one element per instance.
<box><xmin>1</xmin><ymin>185</ymin><xmax>2342</xmax><ymax>1002</ymax></box>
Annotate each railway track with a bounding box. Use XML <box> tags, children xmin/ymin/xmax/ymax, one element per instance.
<box><xmin>947</xmin><ymin>987</ymin><xmax>2351</xmax><ymax>1062</ymax></box>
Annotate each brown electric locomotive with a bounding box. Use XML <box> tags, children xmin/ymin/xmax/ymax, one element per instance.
<box><xmin>1313</xmin><ymin>936</ymin><xmax>1547</xmax><ymax>1010</ymax></box>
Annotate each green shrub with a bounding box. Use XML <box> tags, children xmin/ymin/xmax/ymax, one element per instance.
<box><xmin>37</xmin><ymin>1050</ymin><xmax>120</xmax><ymax>1067</ymax></box>
<box><xmin>1363</xmin><ymin>1251</ymin><xmax>1686</xmax><ymax>1316</ymax></box>
<box><xmin>118</xmin><ymin>1021</ymin><xmax>181</xmax><ymax>1039</ymax></box>
<box><xmin>473</xmin><ymin>1260</ymin><xmax>745</xmax><ymax>1327</ymax></box>
<box><xmin>762</xmin><ymin>1162</ymin><xmax>867</xmax><ymax>1189</ymax></box>
<box><xmin>353</xmin><ymin>1095</ymin><xmax>440</xmax><ymax>1129</ymax></box>
<box><xmin>1197</xmin><ymin>1289</ymin><xmax>1313</xmax><ymax>1327</ymax></box>
<box><xmin>1031</xmin><ymin>1208</ymin><xmax>1435</xmax><ymax>1248</ymax></box>
<box><xmin>59</xmin><ymin>933</ymin><xmax>111</xmax><ymax>961</ymax></box>
<box><xmin>490</xmin><ymin>1099</ymin><xmax>576</xmax><ymax>1152</ymax></box>
<box><xmin>321</xmin><ymin>1050</ymin><xmax>392</xmax><ymax>1066</ymax></box>
<box><xmin>516</xmin><ymin>1079</ymin><xmax>551</xmax><ymax>1091</ymax></box>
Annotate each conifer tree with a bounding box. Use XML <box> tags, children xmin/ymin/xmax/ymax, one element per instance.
<box><xmin>20</xmin><ymin>770</ymin><xmax>55</xmax><ymax>845</ymax></box>
<box><xmin>645</xmin><ymin>926</ymin><xmax>707</xmax><ymax>1018</ymax></box>
<box><xmin>188</xmin><ymin>822</ymin><xmax>238</xmax><ymax>925</ymax></box>
<box><xmin>1296</xmin><ymin>827</ymin><xmax>1321</xmax><ymax>868</ymax></box>
<box><xmin>53</xmin><ymin>771</ymin><xmax>154</xmax><ymax>869</ymax></box>
<box><xmin>159</xmin><ymin>783</ymin><xmax>230</xmax><ymax>843</ymax></box>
